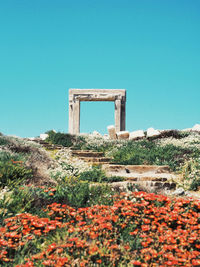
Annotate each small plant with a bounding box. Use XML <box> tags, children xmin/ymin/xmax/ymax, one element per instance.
<box><xmin>79</xmin><ymin>166</ymin><xmax>123</xmax><ymax>183</ymax></box>
<box><xmin>0</xmin><ymin>186</ymin><xmax>34</xmax><ymax>224</ymax></box>
<box><xmin>177</xmin><ymin>159</ymin><xmax>200</xmax><ymax>191</ymax></box>
<box><xmin>0</xmin><ymin>160</ymin><xmax>33</xmax><ymax>189</ymax></box>
<box><xmin>79</xmin><ymin>166</ymin><xmax>107</xmax><ymax>182</ymax></box>
<box><xmin>111</xmin><ymin>139</ymin><xmax>200</xmax><ymax>171</ymax></box>
<box><xmin>46</xmin><ymin>130</ymin><xmax>76</xmax><ymax>147</ymax></box>
<box><xmin>0</xmin><ymin>135</ymin><xmax>10</xmax><ymax>146</ymax></box>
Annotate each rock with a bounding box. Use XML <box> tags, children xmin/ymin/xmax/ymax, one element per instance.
<box><xmin>40</xmin><ymin>134</ymin><xmax>49</xmax><ymax>140</ymax></box>
<box><xmin>172</xmin><ymin>187</ymin><xmax>185</xmax><ymax>196</ymax></box>
<box><xmin>107</xmin><ymin>125</ymin><xmax>117</xmax><ymax>139</ymax></box>
<box><xmin>117</xmin><ymin>131</ymin><xmax>130</xmax><ymax>140</ymax></box>
<box><xmin>28</xmin><ymin>137</ymin><xmax>36</xmax><ymax>141</ymax></box>
<box><xmin>129</xmin><ymin>130</ymin><xmax>145</xmax><ymax>140</ymax></box>
<box><xmin>192</xmin><ymin>124</ymin><xmax>200</xmax><ymax>132</ymax></box>
<box><xmin>181</xmin><ymin>128</ymin><xmax>192</xmax><ymax>132</ymax></box>
<box><xmin>91</xmin><ymin>131</ymin><xmax>101</xmax><ymax>137</ymax></box>
<box><xmin>103</xmin><ymin>134</ymin><xmax>109</xmax><ymax>140</ymax></box>
<box><xmin>147</xmin><ymin>128</ymin><xmax>161</xmax><ymax>138</ymax></box>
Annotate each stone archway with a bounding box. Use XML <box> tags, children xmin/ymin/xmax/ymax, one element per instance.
<box><xmin>68</xmin><ymin>89</ymin><xmax>126</xmax><ymax>134</ymax></box>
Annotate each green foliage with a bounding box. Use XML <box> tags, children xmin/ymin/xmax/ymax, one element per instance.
<box><xmin>0</xmin><ymin>187</ymin><xmax>34</xmax><ymax>224</ymax></box>
<box><xmin>79</xmin><ymin>166</ymin><xmax>123</xmax><ymax>183</ymax></box>
<box><xmin>72</xmin><ymin>135</ymin><xmax>88</xmax><ymax>150</ymax></box>
<box><xmin>0</xmin><ymin>151</ymin><xmax>25</xmax><ymax>164</ymax></box>
<box><xmin>46</xmin><ymin>130</ymin><xmax>76</xmax><ymax>147</ymax></box>
<box><xmin>55</xmin><ymin>181</ymin><xmax>90</xmax><ymax>208</ymax></box>
<box><xmin>0</xmin><ymin>160</ymin><xmax>33</xmax><ymax>189</ymax></box>
<box><xmin>0</xmin><ymin>136</ymin><xmax>10</xmax><ymax>146</ymax></box>
<box><xmin>87</xmin><ymin>184</ymin><xmax>115</xmax><ymax>206</ymax></box>
<box><xmin>79</xmin><ymin>166</ymin><xmax>107</xmax><ymax>182</ymax></box>
<box><xmin>111</xmin><ymin>140</ymin><xmax>200</xmax><ymax>171</ymax></box>
<box><xmin>184</xmin><ymin>160</ymin><xmax>200</xmax><ymax>191</ymax></box>
<box><xmin>190</xmin><ymin>179</ymin><xmax>200</xmax><ymax>191</ymax></box>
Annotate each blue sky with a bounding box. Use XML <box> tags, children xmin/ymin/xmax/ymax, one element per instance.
<box><xmin>0</xmin><ymin>0</ymin><xmax>200</xmax><ymax>137</ymax></box>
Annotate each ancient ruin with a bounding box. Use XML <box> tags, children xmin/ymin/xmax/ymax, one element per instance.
<box><xmin>68</xmin><ymin>89</ymin><xmax>126</xmax><ymax>134</ymax></box>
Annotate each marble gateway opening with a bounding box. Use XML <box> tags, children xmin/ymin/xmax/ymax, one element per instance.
<box><xmin>68</xmin><ymin>89</ymin><xmax>126</xmax><ymax>134</ymax></box>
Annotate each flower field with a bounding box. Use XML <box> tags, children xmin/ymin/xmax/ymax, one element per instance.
<box><xmin>1</xmin><ymin>191</ymin><xmax>200</xmax><ymax>266</ymax></box>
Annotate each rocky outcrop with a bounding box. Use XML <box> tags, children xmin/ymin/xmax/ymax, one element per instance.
<box><xmin>116</xmin><ymin>131</ymin><xmax>130</xmax><ymax>140</ymax></box>
<box><xmin>129</xmin><ymin>130</ymin><xmax>145</xmax><ymax>140</ymax></box>
<box><xmin>107</xmin><ymin>125</ymin><xmax>117</xmax><ymax>139</ymax></box>
<box><xmin>147</xmin><ymin>128</ymin><xmax>161</xmax><ymax>138</ymax></box>
<box><xmin>102</xmin><ymin>164</ymin><xmax>177</xmax><ymax>192</ymax></box>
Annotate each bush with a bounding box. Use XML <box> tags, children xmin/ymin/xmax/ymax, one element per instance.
<box><xmin>46</xmin><ymin>130</ymin><xmax>76</xmax><ymax>147</ymax></box>
<box><xmin>79</xmin><ymin>166</ymin><xmax>123</xmax><ymax>183</ymax></box>
<box><xmin>0</xmin><ymin>160</ymin><xmax>33</xmax><ymax>189</ymax></box>
<box><xmin>79</xmin><ymin>166</ymin><xmax>107</xmax><ymax>182</ymax></box>
<box><xmin>0</xmin><ymin>136</ymin><xmax>10</xmax><ymax>146</ymax></box>
<box><xmin>111</xmin><ymin>140</ymin><xmax>199</xmax><ymax>171</ymax></box>
<box><xmin>0</xmin><ymin>187</ymin><xmax>34</xmax><ymax>224</ymax></box>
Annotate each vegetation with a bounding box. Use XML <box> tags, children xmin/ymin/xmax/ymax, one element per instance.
<box><xmin>79</xmin><ymin>165</ymin><xmax>123</xmax><ymax>183</ymax></box>
<box><xmin>111</xmin><ymin>139</ymin><xmax>200</xmax><ymax>171</ymax></box>
<box><xmin>0</xmin><ymin>160</ymin><xmax>32</xmax><ymax>189</ymax></box>
<box><xmin>1</xmin><ymin>191</ymin><xmax>200</xmax><ymax>266</ymax></box>
<box><xmin>1</xmin><ymin>132</ymin><xmax>200</xmax><ymax>265</ymax></box>
<box><xmin>45</xmin><ymin>130</ymin><xmax>76</xmax><ymax>147</ymax></box>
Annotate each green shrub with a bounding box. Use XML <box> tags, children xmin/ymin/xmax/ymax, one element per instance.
<box><xmin>0</xmin><ymin>151</ymin><xmax>25</xmax><ymax>164</ymax></box>
<box><xmin>79</xmin><ymin>166</ymin><xmax>107</xmax><ymax>182</ymax></box>
<box><xmin>0</xmin><ymin>187</ymin><xmax>34</xmax><ymax>224</ymax></box>
<box><xmin>72</xmin><ymin>135</ymin><xmax>87</xmax><ymax>150</ymax></box>
<box><xmin>87</xmin><ymin>184</ymin><xmax>115</xmax><ymax>206</ymax></box>
<box><xmin>46</xmin><ymin>130</ymin><xmax>76</xmax><ymax>147</ymax></box>
<box><xmin>79</xmin><ymin>166</ymin><xmax>123</xmax><ymax>183</ymax></box>
<box><xmin>111</xmin><ymin>140</ymin><xmax>199</xmax><ymax>171</ymax></box>
<box><xmin>0</xmin><ymin>136</ymin><xmax>10</xmax><ymax>146</ymax></box>
<box><xmin>0</xmin><ymin>160</ymin><xmax>33</xmax><ymax>189</ymax></box>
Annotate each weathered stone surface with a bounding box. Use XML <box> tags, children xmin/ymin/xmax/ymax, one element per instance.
<box><xmin>40</xmin><ymin>134</ymin><xmax>48</xmax><ymax>140</ymax></box>
<box><xmin>103</xmin><ymin>134</ymin><xmax>109</xmax><ymax>140</ymax></box>
<box><xmin>69</xmin><ymin>89</ymin><xmax>126</xmax><ymax>134</ymax></box>
<box><xmin>91</xmin><ymin>131</ymin><xmax>102</xmax><ymax>137</ymax></box>
<box><xmin>117</xmin><ymin>131</ymin><xmax>130</xmax><ymax>140</ymax></box>
<box><xmin>103</xmin><ymin>164</ymin><xmax>171</xmax><ymax>175</ymax></box>
<box><xmin>129</xmin><ymin>130</ymin><xmax>145</xmax><ymax>140</ymax></box>
<box><xmin>107</xmin><ymin>125</ymin><xmax>117</xmax><ymax>139</ymax></box>
<box><xmin>192</xmin><ymin>124</ymin><xmax>200</xmax><ymax>132</ymax></box>
<box><xmin>147</xmin><ymin>128</ymin><xmax>161</xmax><ymax>138</ymax></box>
<box><xmin>181</xmin><ymin>128</ymin><xmax>192</xmax><ymax>132</ymax></box>
<box><xmin>172</xmin><ymin>187</ymin><xmax>185</xmax><ymax>196</ymax></box>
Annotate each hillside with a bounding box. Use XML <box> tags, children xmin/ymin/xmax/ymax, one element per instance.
<box><xmin>1</xmin><ymin>130</ymin><xmax>200</xmax><ymax>265</ymax></box>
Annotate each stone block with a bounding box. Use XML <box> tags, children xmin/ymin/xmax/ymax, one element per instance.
<box><xmin>181</xmin><ymin>128</ymin><xmax>192</xmax><ymax>132</ymax></box>
<box><xmin>40</xmin><ymin>134</ymin><xmax>49</xmax><ymax>140</ymax></box>
<box><xmin>117</xmin><ymin>131</ymin><xmax>130</xmax><ymax>140</ymax></box>
<box><xmin>147</xmin><ymin>128</ymin><xmax>161</xmax><ymax>138</ymax></box>
<box><xmin>107</xmin><ymin>125</ymin><xmax>117</xmax><ymax>139</ymax></box>
<box><xmin>192</xmin><ymin>124</ymin><xmax>200</xmax><ymax>132</ymax></box>
<box><xmin>129</xmin><ymin>130</ymin><xmax>145</xmax><ymax>140</ymax></box>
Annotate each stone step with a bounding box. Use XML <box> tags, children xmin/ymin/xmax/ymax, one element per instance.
<box><xmin>106</xmin><ymin>172</ymin><xmax>176</xmax><ymax>181</ymax></box>
<box><xmin>103</xmin><ymin>164</ymin><xmax>171</xmax><ymax>174</ymax></box>
<box><xmin>79</xmin><ymin>157</ymin><xmax>111</xmax><ymax>163</ymax></box>
<box><xmin>109</xmin><ymin>181</ymin><xmax>176</xmax><ymax>191</ymax></box>
<box><xmin>71</xmin><ymin>150</ymin><xmax>104</xmax><ymax>157</ymax></box>
<box><xmin>91</xmin><ymin>161</ymin><xmax>111</xmax><ymax>165</ymax></box>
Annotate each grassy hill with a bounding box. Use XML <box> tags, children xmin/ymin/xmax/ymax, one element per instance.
<box><xmin>0</xmin><ymin>131</ymin><xmax>200</xmax><ymax>265</ymax></box>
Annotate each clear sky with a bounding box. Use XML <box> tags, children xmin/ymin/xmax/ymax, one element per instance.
<box><xmin>0</xmin><ymin>0</ymin><xmax>200</xmax><ymax>137</ymax></box>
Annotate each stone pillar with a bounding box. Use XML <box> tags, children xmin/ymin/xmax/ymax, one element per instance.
<box><xmin>115</xmin><ymin>100</ymin><xmax>121</xmax><ymax>132</ymax></box>
<box><xmin>68</xmin><ymin>99</ymin><xmax>80</xmax><ymax>135</ymax></box>
<box><xmin>68</xmin><ymin>101</ymin><xmax>73</xmax><ymax>134</ymax></box>
<box><xmin>115</xmin><ymin>99</ymin><xmax>125</xmax><ymax>132</ymax></box>
<box><xmin>73</xmin><ymin>100</ymin><xmax>80</xmax><ymax>134</ymax></box>
<box><xmin>121</xmin><ymin>100</ymin><xmax>126</xmax><ymax>131</ymax></box>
